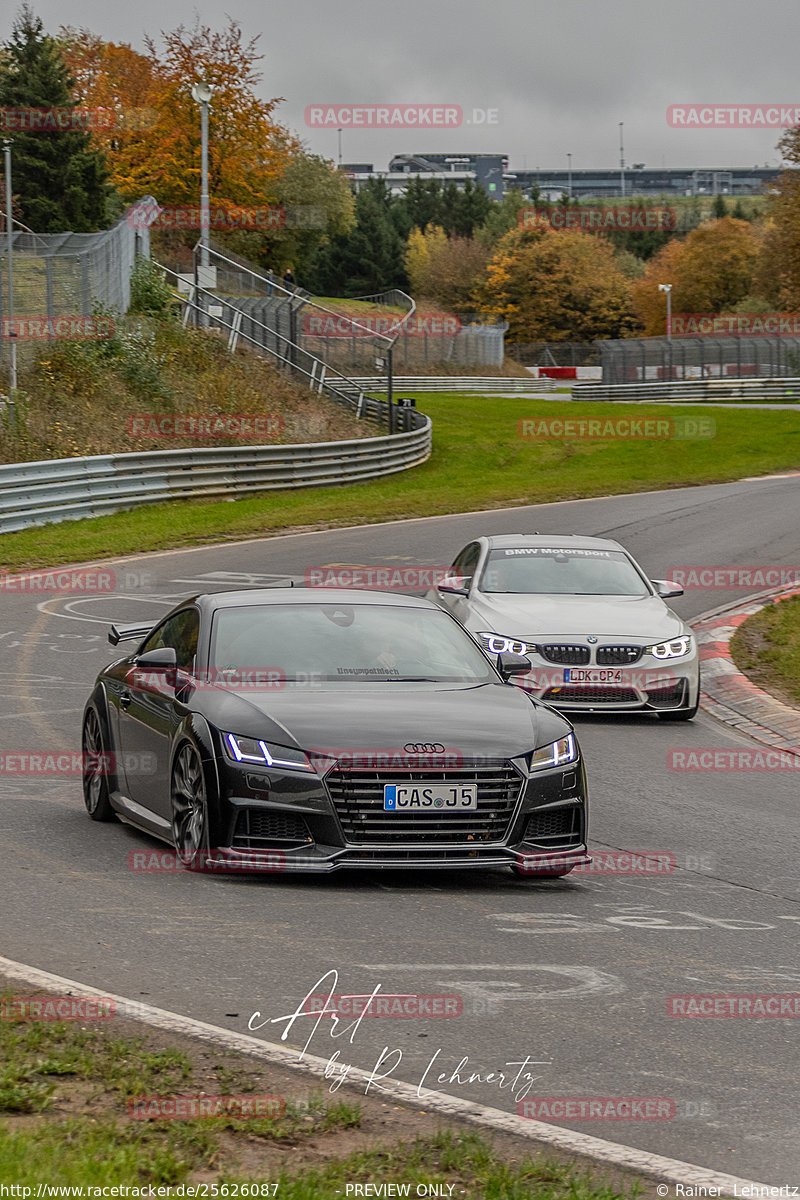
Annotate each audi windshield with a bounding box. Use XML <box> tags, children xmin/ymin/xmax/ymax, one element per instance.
<box><xmin>209</xmin><ymin>601</ymin><xmax>498</xmax><ymax>683</ymax></box>
<box><xmin>479</xmin><ymin>548</ymin><xmax>650</xmax><ymax>597</ymax></box>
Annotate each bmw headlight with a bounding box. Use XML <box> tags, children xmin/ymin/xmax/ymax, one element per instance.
<box><xmin>646</xmin><ymin>636</ymin><xmax>693</xmax><ymax>660</ymax></box>
<box><xmin>529</xmin><ymin>733</ymin><xmax>578</xmax><ymax>770</ymax></box>
<box><xmin>224</xmin><ymin>733</ymin><xmax>313</xmax><ymax>772</ymax></box>
<box><xmin>477</xmin><ymin>631</ymin><xmax>530</xmax><ymax>656</ymax></box>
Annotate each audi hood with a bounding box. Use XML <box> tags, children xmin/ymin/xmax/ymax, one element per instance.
<box><xmin>191</xmin><ymin>680</ymin><xmax>573</xmax><ymax>758</ymax></box>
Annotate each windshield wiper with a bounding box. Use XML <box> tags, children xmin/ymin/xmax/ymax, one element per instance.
<box><xmin>381</xmin><ymin>675</ymin><xmax>442</xmax><ymax>682</ymax></box>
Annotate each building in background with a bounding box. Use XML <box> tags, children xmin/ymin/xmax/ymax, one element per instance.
<box><xmin>339</xmin><ymin>158</ymin><xmax>781</xmax><ymax>199</ymax></box>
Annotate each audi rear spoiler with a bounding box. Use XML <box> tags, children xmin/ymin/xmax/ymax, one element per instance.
<box><xmin>108</xmin><ymin>622</ymin><xmax>154</xmax><ymax>647</ymax></box>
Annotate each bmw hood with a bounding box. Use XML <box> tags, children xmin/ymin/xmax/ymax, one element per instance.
<box><xmin>464</xmin><ymin>593</ymin><xmax>686</xmax><ymax>642</ymax></box>
<box><xmin>204</xmin><ymin>682</ymin><xmax>571</xmax><ymax>758</ymax></box>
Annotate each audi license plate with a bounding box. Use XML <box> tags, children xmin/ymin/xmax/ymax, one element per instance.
<box><xmin>564</xmin><ymin>668</ymin><xmax>623</xmax><ymax>683</ymax></box>
<box><xmin>383</xmin><ymin>783</ymin><xmax>478</xmax><ymax>811</ymax></box>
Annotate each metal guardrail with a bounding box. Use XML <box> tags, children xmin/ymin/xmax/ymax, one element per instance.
<box><xmin>572</xmin><ymin>378</ymin><xmax>800</xmax><ymax>403</ymax></box>
<box><xmin>0</xmin><ymin>415</ymin><xmax>432</xmax><ymax>533</ymax></box>
<box><xmin>338</xmin><ymin>375</ymin><xmax>559</xmax><ymax>394</ymax></box>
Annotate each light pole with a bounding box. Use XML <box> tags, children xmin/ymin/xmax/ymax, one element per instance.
<box><xmin>619</xmin><ymin>122</ymin><xmax>625</xmax><ymax>198</ymax></box>
<box><xmin>191</xmin><ymin>81</ymin><xmax>213</xmax><ymax>270</ymax></box>
<box><xmin>658</xmin><ymin>283</ymin><xmax>673</xmax><ymax>380</ymax></box>
<box><xmin>337</xmin><ymin>127</ymin><xmax>343</xmax><ymax>168</ymax></box>
<box><xmin>658</xmin><ymin>283</ymin><xmax>673</xmax><ymax>341</ymax></box>
<box><xmin>567</xmin><ymin>153</ymin><xmax>572</xmax><ymax>199</ymax></box>
<box><xmin>2</xmin><ymin>138</ymin><xmax>17</xmax><ymax>400</ymax></box>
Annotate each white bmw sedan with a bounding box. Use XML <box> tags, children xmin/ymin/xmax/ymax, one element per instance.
<box><xmin>429</xmin><ymin>534</ymin><xmax>700</xmax><ymax>720</ymax></box>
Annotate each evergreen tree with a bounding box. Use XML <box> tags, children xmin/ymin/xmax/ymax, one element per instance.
<box><xmin>304</xmin><ymin>178</ymin><xmax>407</xmax><ymax>295</ymax></box>
<box><xmin>712</xmin><ymin>194</ymin><xmax>728</xmax><ymax>218</ymax></box>
<box><xmin>0</xmin><ymin>6</ymin><xmax>109</xmax><ymax>231</ymax></box>
<box><xmin>450</xmin><ymin>177</ymin><xmax>491</xmax><ymax>238</ymax></box>
<box><xmin>396</xmin><ymin>175</ymin><xmax>444</xmax><ymax>233</ymax></box>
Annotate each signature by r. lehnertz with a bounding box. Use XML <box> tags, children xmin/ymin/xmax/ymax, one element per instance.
<box><xmin>248</xmin><ymin>969</ymin><xmax>550</xmax><ymax>1101</ymax></box>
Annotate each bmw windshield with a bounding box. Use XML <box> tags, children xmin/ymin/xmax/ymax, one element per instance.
<box><xmin>479</xmin><ymin>548</ymin><xmax>650</xmax><ymax>596</ymax></box>
<box><xmin>209</xmin><ymin>602</ymin><xmax>498</xmax><ymax>684</ymax></box>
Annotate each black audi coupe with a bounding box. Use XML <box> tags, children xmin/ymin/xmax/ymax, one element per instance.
<box><xmin>81</xmin><ymin>588</ymin><xmax>589</xmax><ymax>877</ymax></box>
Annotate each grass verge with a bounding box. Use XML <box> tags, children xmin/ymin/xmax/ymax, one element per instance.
<box><xmin>0</xmin><ymin>314</ymin><xmax>368</xmax><ymax>465</ymax></box>
<box><xmin>0</xmin><ymin>983</ymin><xmax>653</xmax><ymax>1197</ymax></box>
<box><xmin>1</xmin><ymin>394</ymin><xmax>799</xmax><ymax>571</ymax></box>
<box><xmin>729</xmin><ymin>593</ymin><xmax>800</xmax><ymax>707</ymax></box>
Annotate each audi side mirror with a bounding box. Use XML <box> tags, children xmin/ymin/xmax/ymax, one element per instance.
<box><xmin>497</xmin><ymin>651</ymin><xmax>532</xmax><ymax>678</ymax></box>
<box><xmin>134</xmin><ymin>646</ymin><xmax>178</xmax><ymax>686</ymax></box>
<box><xmin>651</xmin><ymin>579</ymin><xmax>684</xmax><ymax>599</ymax></box>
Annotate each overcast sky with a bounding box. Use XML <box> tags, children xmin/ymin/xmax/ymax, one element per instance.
<box><xmin>4</xmin><ymin>0</ymin><xmax>799</xmax><ymax>173</ymax></box>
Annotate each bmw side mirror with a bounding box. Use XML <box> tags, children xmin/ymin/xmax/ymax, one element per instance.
<box><xmin>497</xmin><ymin>651</ymin><xmax>532</xmax><ymax>678</ymax></box>
<box><xmin>652</xmin><ymin>579</ymin><xmax>684</xmax><ymax>599</ymax></box>
<box><xmin>437</xmin><ymin>575</ymin><xmax>469</xmax><ymax>596</ymax></box>
<box><xmin>135</xmin><ymin>646</ymin><xmax>178</xmax><ymax>686</ymax></box>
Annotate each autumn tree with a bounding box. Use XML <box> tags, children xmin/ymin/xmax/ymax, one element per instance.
<box><xmin>0</xmin><ymin>6</ymin><xmax>109</xmax><ymax>231</ymax></box>
<box><xmin>479</xmin><ymin>226</ymin><xmax>636</xmax><ymax>342</ymax></box>
<box><xmin>405</xmin><ymin>225</ymin><xmax>448</xmax><ymax>294</ymax></box>
<box><xmin>751</xmin><ymin>126</ymin><xmax>800</xmax><ymax>308</ymax></box>
<box><xmin>223</xmin><ymin>151</ymin><xmax>355</xmax><ymax>276</ymax></box>
<box><xmin>631</xmin><ymin>217</ymin><xmax>760</xmax><ymax>335</ymax></box>
<box><xmin>60</xmin><ymin>20</ymin><xmax>297</xmax><ymax>212</ymax></box>
<box><xmin>405</xmin><ymin>226</ymin><xmax>489</xmax><ymax>310</ymax></box>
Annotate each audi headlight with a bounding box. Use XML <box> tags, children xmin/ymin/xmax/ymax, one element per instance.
<box><xmin>529</xmin><ymin>734</ymin><xmax>578</xmax><ymax>770</ymax></box>
<box><xmin>224</xmin><ymin>733</ymin><xmax>313</xmax><ymax>772</ymax></box>
<box><xmin>477</xmin><ymin>631</ymin><xmax>531</xmax><ymax>656</ymax></box>
<box><xmin>646</xmin><ymin>636</ymin><xmax>692</xmax><ymax>660</ymax></box>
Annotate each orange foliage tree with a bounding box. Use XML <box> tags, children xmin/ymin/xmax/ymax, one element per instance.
<box><xmin>632</xmin><ymin>217</ymin><xmax>760</xmax><ymax>335</ymax></box>
<box><xmin>479</xmin><ymin>227</ymin><xmax>636</xmax><ymax>342</ymax></box>
<box><xmin>60</xmin><ymin>20</ymin><xmax>298</xmax><ymax>211</ymax></box>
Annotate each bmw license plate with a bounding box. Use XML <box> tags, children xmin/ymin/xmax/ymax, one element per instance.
<box><xmin>564</xmin><ymin>668</ymin><xmax>623</xmax><ymax>683</ymax></box>
<box><xmin>383</xmin><ymin>783</ymin><xmax>478</xmax><ymax>811</ymax></box>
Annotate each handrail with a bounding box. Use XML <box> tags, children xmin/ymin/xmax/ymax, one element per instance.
<box><xmin>154</xmin><ymin>260</ymin><xmax>371</xmax><ymax>412</ymax></box>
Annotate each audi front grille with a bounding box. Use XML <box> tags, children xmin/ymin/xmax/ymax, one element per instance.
<box><xmin>325</xmin><ymin>761</ymin><xmax>522</xmax><ymax>845</ymax></box>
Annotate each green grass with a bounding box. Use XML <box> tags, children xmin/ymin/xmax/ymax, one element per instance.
<box><xmin>263</xmin><ymin>1130</ymin><xmax>644</xmax><ymax>1200</ymax></box>
<box><xmin>0</xmin><ymin>995</ymin><xmax>644</xmax><ymax>1197</ymax></box>
<box><xmin>1</xmin><ymin>394</ymin><xmax>799</xmax><ymax>571</ymax></box>
<box><xmin>729</xmin><ymin>593</ymin><xmax>800</xmax><ymax>706</ymax></box>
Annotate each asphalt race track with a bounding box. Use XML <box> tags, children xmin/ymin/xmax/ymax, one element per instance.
<box><xmin>2</xmin><ymin>473</ymin><xmax>800</xmax><ymax>1183</ymax></box>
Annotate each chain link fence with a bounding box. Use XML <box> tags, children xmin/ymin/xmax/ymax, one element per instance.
<box><xmin>600</xmin><ymin>336</ymin><xmax>800</xmax><ymax>383</ymax></box>
<box><xmin>506</xmin><ymin>342</ymin><xmax>601</xmax><ymax>367</ymax></box>
<box><xmin>0</xmin><ymin>208</ymin><xmax>148</xmax><ymax>367</ymax></box>
<box><xmin>196</xmin><ymin>241</ymin><xmax>506</xmax><ymax>371</ymax></box>
<box><xmin>506</xmin><ymin>336</ymin><xmax>800</xmax><ymax>381</ymax></box>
